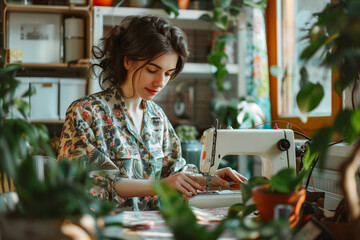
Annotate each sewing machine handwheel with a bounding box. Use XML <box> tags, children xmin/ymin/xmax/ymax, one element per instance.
<box><xmin>277</xmin><ymin>138</ymin><xmax>291</xmax><ymax>151</ymax></box>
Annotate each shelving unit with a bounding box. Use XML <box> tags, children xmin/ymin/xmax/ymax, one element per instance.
<box><xmin>2</xmin><ymin>0</ymin><xmax>92</xmax><ymax>124</ymax></box>
<box><xmin>3</xmin><ymin>1</ymin><xmax>92</xmax><ymax>67</ymax></box>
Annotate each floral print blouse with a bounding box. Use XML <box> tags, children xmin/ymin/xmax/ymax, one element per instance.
<box><xmin>57</xmin><ymin>87</ymin><xmax>191</xmax><ymax>211</ymax></box>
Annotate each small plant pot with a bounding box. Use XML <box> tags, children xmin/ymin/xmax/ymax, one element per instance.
<box><xmin>251</xmin><ymin>184</ymin><xmax>306</xmax><ymax>228</ymax></box>
<box><xmin>93</xmin><ymin>0</ymin><xmax>113</xmax><ymax>6</ymax></box>
<box><xmin>178</xmin><ymin>0</ymin><xmax>190</xmax><ymax>9</ymax></box>
<box><xmin>181</xmin><ymin>140</ymin><xmax>202</xmax><ymax>168</ymax></box>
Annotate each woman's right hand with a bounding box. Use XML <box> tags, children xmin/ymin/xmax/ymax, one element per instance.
<box><xmin>163</xmin><ymin>172</ymin><xmax>205</xmax><ymax>197</ymax></box>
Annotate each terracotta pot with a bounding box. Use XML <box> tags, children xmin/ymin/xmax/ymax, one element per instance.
<box><xmin>251</xmin><ymin>184</ymin><xmax>306</xmax><ymax>228</ymax></box>
<box><xmin>93</xmin><ymin>0</ymin><xmax>113</xmax><ymax>6</ymax></box>
<box><xmin>0</xmin><ymin>214</ymin><xmax>97</xmax><ymax>240</ymax></box>
<box><xmin>321</xmin><ymin>217</ymin><xmax>360</xmax><ymax>240</ymax></box>
<box><xmin>178</xmin><ymin>0</ymin><xmax>190</xmax><ymax>9</ymax></box>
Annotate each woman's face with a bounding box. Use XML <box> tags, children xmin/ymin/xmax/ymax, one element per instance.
<box><xmin>124</xmin><ymin>52</ymin><xmax>179</xmax><ymax>100</ymax></box>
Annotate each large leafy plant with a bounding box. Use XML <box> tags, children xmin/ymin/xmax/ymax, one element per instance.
<box><xmin>0</xmin><ymin>64</ymin><xmax>112</xmax><ymax>219</ymax></box>
<box><xmin>296</xmin><ymin>0</ymin><xmax>360</xmax><ymax>169</ymax></box>
<box><xmin>295</xmin><ymin>0</ymin><xmax>360</xmax><ymax>223</ymax></box>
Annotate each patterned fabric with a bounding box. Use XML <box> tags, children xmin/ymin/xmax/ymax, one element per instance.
<box><xmin>245</xmin><ymin>7</ymin><xmax>271</xmax><ymax>127</ymax></box>
<box><xmin>57</xmin><ymin>87</ymin><xmax>188</xmax><ymax>211</ymax></box>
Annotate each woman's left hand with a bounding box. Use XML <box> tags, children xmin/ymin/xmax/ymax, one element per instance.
<box><xmin>210</xmin><ymin>167</ymin><xmax>247</xmax><ymax>187</ymax></box>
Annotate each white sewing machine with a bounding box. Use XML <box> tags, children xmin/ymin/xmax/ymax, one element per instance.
<box><xmin>188</xmin><ymin>126</ymin><xmax>297</xmax><ymax>208</ymax></box>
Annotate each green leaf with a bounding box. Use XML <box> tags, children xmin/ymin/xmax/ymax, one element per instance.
<box><xmin>308</xmin><ymin>127</ymin><xmax>332</xmax><ymax>169</ymax></box>
<box><xmin>227</xmin><ymin>203</ymin><xmax>245</xmax><ymax>218</ymax></box>
<box><xmin>2</xmin><ymin>64</ymin><xmax>24</xmax><ymax>75</ymax></box>
<box><xmin>229</xmin><ymin>5</ymin><xmax>242</xmax><ymax>16</ymax></box>
<box><xmin>351</xmin><ymin>108</ymin><xmax>360</xmax><ymax>134</ymax></box>
<box><xmin>217</xmin><ymin>33</ymin><xmax>237</xmax><ymax>43</ymax></box>
<box><xmin>296</xmin><ymin>82</ymin><xmax>324</xmax><ymax>113</ymax></box>
<box><xmin>242</xmin><ymin>204</ymin><xmax>257</xmax><ymax>218</ymax></box>
<box><xmin>160</xmin><ymin>0</ymin><xmax>179</xmax><ymax>17</ymax></box>
<box><xmin>199</xmin><ymin>14</ymin><xmax>213</xmax><ymax>23</ymax></box>
<box><xmin>270</xmin><ymin>168</ymin><xmax>298</xmax><ymax>193</ymax></box>
<box><xmin>334</xmin><ymin>109</ymin><xmax>359</xmax><ymax>144</ymax></box>
<box><xmin>213</xmin><ymin>8</ymin><xmax>228</xmax><ymax>30</ymax></box>
<box><xmin>240</xmin><ymin>176</ymin><xmax>269</xmax><ymax>203</ymax></box>
<box><xmin>243</xmin><ymin>0</ymin><xmax>268</xmax><ymax>10</ymax></box>
<box><xmin>300</xmin><ymin>35</ymin><xmax>327</xmax><ymax>61</ymax></box>
<box><xmin>299</xmin><ymin>67</ymin><xmax>309</xmax><ymax>89</ymax></box>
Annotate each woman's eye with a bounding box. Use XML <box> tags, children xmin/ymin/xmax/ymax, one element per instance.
<box><xmin>147</xmin><ymin>68</ymin><xmax>156</xmax><ymax>73</ymax></box>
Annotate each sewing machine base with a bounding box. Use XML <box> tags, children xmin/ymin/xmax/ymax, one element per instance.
<box><xmin>188</xmin><ymin>190</ymin><xmax>242</xmax><ymax>209</ymax></box>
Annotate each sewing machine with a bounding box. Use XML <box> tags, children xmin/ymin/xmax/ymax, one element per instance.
<box><xmin>188</xmin><ymin>126</ymin><xmax>297</xmax><ymax>208</ymax></box>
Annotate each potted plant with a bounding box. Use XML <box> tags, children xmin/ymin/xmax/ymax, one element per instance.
<box><xmin>293</xmin><ymin>0</ymin><xmax>360</xmax><ymax>237</ymax></box>
<box><xmin>175</xmin><ymin>124</ymin><xmax>202</xmax><ymax>168</ymax></box>
<box><xmin>0</xmin><ymin>64</ymin><xmax>113</xmax><ymax>239</ymax></box>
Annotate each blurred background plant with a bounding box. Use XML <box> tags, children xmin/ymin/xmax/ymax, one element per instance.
<box><xmin>295</xmin><ymin>0</ymin><xmax>360</xmax><ymax>226</ymax></box>
<box><xmin>175</xmin><ymin>124</ymin><xmax>199</xmax><ymax>142</ymax></box>
<box><xmin>0</xmin><ymin>64</ymin><xmax>113</xmax><ymax>239</ymax></box>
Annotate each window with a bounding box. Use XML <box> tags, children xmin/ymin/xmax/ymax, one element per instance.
<box><xmin>266</xmin><ymin>0</ymin><xmax>342</xmax><ymax>137</ymax></box>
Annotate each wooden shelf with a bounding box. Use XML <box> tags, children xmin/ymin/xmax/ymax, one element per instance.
<box><xmin>182</xmin><ymin>62</ymin><xmax>239</xmax><ymax>75</ymax></box>
<box><xmin>4</xmin><ymin>4</ymin><xmax>90</xmax><ymax>13</ymax></box>
<box><xmin>31</xmin><ymin>120</ymin><xmax>65</xmax><ymax>124</ymax></box>
<box><xmin>17</xmin><ymin>59</ymin><xmax>90</xmax><ymax>68</ymax></box>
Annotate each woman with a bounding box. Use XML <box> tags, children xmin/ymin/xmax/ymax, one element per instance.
<box><xmin>58</xmin><ymin>15</ymin><xmax>246</xmax><ymax>210</ymax></box>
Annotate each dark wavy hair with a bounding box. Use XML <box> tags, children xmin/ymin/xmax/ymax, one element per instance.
<box><xmin>91</xmin><ymin>15</ymin><xmax>189</xmax><ymax>91</ymax></box>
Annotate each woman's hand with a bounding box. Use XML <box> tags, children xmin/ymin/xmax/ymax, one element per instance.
<box><xmin>163</xmin><ymin>172</ymin><xmax>205</xmax><ymax>197</ymax></box>
<box><xmin>210</xmin><ymin>167</ymin><xmax>248</xmax><ymax>187</ymax></box>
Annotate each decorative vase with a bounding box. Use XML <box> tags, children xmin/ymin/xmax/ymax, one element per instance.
<box><xmin>251</xmin><ymin>184</ymin><xmax>306</xmax><ymax>228</ymax></box>
<box><xmin>181</xmin><ymin>140</ymin><xmax>202</xmax><ymax>169</ymax></box>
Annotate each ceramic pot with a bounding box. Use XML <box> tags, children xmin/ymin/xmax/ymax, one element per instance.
<box><xmin>178</xmin><ymin>0</ymin><xmax>190</xmax><ymax>9</ymax></box>
<box><xmin>321</xmin><ymin>217</ymin><xmax>360</xmax><ymax>240</ymax></box>
<box><xmin>181</xmin><ymin>140</ymin><xmax>202</xmax><ymax>168</ymax></box>
<box><xmin>251</xmin><ymin>184</ymin><xmax>306</xmax><ymax>228</ymax></box>
<box><xmin>0</xmin><ymin>214</ymin><xmax>97</xmax><ymax>240</ymax></box>
<box><xmin>93</xmin><ymin>0</ymin><xmax>113</xmax><ymax>6</ymax></box>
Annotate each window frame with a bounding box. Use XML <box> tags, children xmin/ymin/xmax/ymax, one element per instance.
<box><xmin>265</xmin><ymin>0</ymin><xmax>342</xmax><ymax>137</ymax></box>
